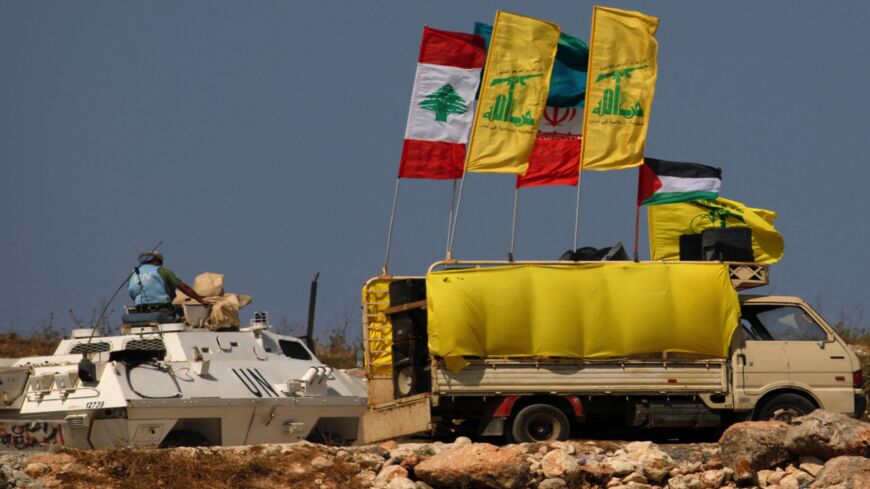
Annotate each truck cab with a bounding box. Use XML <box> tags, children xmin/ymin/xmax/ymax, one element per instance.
<box><xmin>733</xmin><ymin>295</ymin><xmax>865</xmax><ymax>421</ymax></box>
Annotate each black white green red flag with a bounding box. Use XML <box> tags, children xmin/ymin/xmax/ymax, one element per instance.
<box><xmin>637</xmin><ymin>157</ymin><xmax>722</xmax><ymax>205</ymax></box>
<box><xmin>397</xmin><ymin>27</ymin><xmax>486</xmax><ymax>179</ymax></box>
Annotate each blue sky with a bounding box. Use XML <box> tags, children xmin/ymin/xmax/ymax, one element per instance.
<box><xmin>2</xmin><ymin>1</ymin><xmax>869</xmax><ymax>337</ymax></box>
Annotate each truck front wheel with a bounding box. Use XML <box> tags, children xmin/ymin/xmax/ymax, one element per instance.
<box><xmin>510</xmin><ymin>404</ymin><xmax>570</xmax><ymax>443</ymax></box>
<box><xmin>755</xmin><ymin>393</ymin><xmax>816</xmax><ymax>422</ymax></box>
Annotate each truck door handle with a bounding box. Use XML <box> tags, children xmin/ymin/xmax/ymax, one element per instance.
<box><xmin>737</xmin><ymin>354</ymin><xmax>746</xmax><ymax>366</ymax></box>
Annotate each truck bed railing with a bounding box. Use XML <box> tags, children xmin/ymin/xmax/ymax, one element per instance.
<box><xmin>432</xmin><ymin>357</ymin><xmax>729</xmax><ymax>396</ymax></box>
<box><xmin>429</xmin><ymin>260</ymin><xmax>769</xmax><ymax>290</ymax></box>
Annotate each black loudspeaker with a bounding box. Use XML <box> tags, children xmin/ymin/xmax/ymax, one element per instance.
<box><xmin>392</xmin><ymin>338</ymin><xmax>430</xmax><ymax>398</ymax></box>
<box><xmin>701</xmin><ymin>228</ymin><xmax>754</xmax><ymax>262</ymax></box>
<box><xmin>389</xmin><ymin>279</ymin><xmax>426</xmax><ymax>307</ymax></box>
<box><xmin>679</xmin><ymin>234</ymin><xmax>703</xmax><ymax>261</ymax></box>
<box><xmin>391</xmin><ymin>309</ymin><xmax>428</xmax><ymax>341</ymax></box>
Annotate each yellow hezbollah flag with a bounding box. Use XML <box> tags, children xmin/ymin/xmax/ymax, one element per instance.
<box><xmin>648</xmin><ymin>197</ymin><xmax>785</xmax><ymax>264</ymax></box>
<box><xmin>427</xmin><ymin>262</ymin><xmax>739</xmax><ymax>372</ymax></box>
<box><xmin>581</xmin><ymin>6</ymin><xmax>659</xmax><ymax>171</ymax></box>
<box><xmin>465</xmin><ymin>11</ymin><xmax>559</xmax><ymax>174</ymax></box>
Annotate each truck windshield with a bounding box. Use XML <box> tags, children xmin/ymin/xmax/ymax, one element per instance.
<box><xmin>741</xmin><ymin>305</ymin><xmax>827</xmax><ymax>342</ymax></box>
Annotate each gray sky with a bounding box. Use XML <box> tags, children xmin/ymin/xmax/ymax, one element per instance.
<box><xmin>2</xmin><ymin>1</ymin><xmax>869</xmax><ymax>337</ymax></box>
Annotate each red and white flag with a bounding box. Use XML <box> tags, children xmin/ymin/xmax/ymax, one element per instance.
<box><xmin>398</xmin><ymin>27</ymin><xmax>486</xmax><ymax>179</ymax></box>
<box><xmin>516</xmin><ymin>106</ymin><xmax>583</xmax><ymax>188</ymax></box>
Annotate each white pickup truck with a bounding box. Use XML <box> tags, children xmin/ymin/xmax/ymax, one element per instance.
<box><xmin>360</xmin><ymin>261</ymin><xmax>865</xmax><ymax>443</ymax></box>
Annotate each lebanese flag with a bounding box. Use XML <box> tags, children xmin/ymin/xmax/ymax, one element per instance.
<box><xmin>637</xmin><ymin>157</ymin><xmax>722</xmax><ymax>205</ymax></box>
<box><xmin>516</xmin><ymin>106</ymin><xmax>583</xmax><ymax>188</ymax></box>
<box><xmin>398</xmin><ymin>27</ymin><xmax>486</xmax><ymax>179</ymax></box>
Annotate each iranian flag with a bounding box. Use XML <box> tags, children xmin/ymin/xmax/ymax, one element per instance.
<box><xmin>516</xmin><ymin>106</ymin><xmax>583</xmax><ymax>188</ymax></box>
<box><xmin>398</xmin><ymin>27</ymin><xmax>486</xmax><ymax>179</ymax></box>
<box><xmin>637</xmin><ymin>157</ymin><xmax>722</xmax><ymax>205</ymax></box>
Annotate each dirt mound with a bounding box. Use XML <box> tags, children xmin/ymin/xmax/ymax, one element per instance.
<box><xmin>4</xmin><ymin>444</ymin><xmax>366</xmax><ymax>489</ymax></box>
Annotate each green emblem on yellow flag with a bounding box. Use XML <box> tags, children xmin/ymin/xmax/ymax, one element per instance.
<box><xmin>581</xmin><ymin>6</ymin><xmax>659</xmax><ymax>171</ymax></box>
<box><xmin>482</xmin><ymin>74</ymin><xmax>542</xmax><ymax>126</ymax></box>
<box><xmin>591</xmin><ymin>65</ymin><xmax>646</xmax><ymax>118</ymax></box>
<box><xmin>648</xmin><ymin>197</ymin><xmax>784</xmax><ymax>264</ymax></box>
<box><xmin>465</xmin><ymin>11</ymin><xmax>559</xmax><ymax>175</ymax></box>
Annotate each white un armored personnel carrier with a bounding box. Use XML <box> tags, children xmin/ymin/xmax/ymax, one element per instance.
<box><xmin>0</xmin><ymin>308</ymin><xmax>367</xmax><ymax>450</ymax></box>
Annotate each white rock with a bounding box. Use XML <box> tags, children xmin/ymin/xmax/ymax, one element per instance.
<box><xmin>374</xmin><ymin>465</ymin><xmax>409</xmax><ymax>487</ymax></box>
<box><xmin>311</xmin><ymin>456</ymin><xmax>334</xmax><ymax>469</ymax></box>
<box><xmin>698</xmin><ymin>469</ymin><xmax>726</xmax><ymax>488</ymax></box>
<box><xmin>625</xmin><ymin>483</ymin><xmax>652</xmax><ymax>489</ymax></box>
<box><xmin>549</xmin><ymin>441</ymin><xmax>576</xmax><ymax>455</ymax></box>
<box><xmin>385</xmin><ymin>477</ymin><xmax>416</xmax><ymax>489</ymax></box>
<box><xmin>355</xmin><ymin>470</ymin><xmax>377</xmax><ymax>488</ymax></box>
<box><xmin>757</xmin><ymin>469</ymin><xmax>774</xmax><ymax>488</ymax></box>
<box><xmin>353</xmin><ymin>451</ymin><xmax>387</xmax><ymax>470</ymax></box>
<box><xmin>767</xmin><ymin>468</ymin><xmax>786</xmax><ymax>486</ymax></box>
<box><xmin>453</xmin><ymin>436</ymin><xmax>472</xmax><ymax>446</ymax></box>
<box><xmin>667</xmin><ymin>474</ymin><xmax>701</xmax><ymax>489</ymax></box>
<box><xmin>539</xmin><ymin>478</ymin><xmax>568</xmax><ymax>489</ymax></box>
<box><xmin>542</xmin><ymin>449</ymin><xmax>578</xmax><ymax>479</ymax></box>
<box><xmin>606</xmin><ymin>458</ymin><xmax>641</xmax><ymax>477</ymax></box>
<box><xmin>23</xmin><ymin>463</ymin><xmax>48</xmax><ymax>478</ymax></box>
<box><xmin>622</xmin><ymin>472</ymin><xmax>648</xmax><ymax>484</ymax></box>
<box><xmin>798</xmin><ymin>455</ymin><xmax>823</xmax><ymax>478</ymax></box>
<box><xmin>776</xmin><ymin>474</ymin><xmax>800</xmax><ymax>489</ymax></box>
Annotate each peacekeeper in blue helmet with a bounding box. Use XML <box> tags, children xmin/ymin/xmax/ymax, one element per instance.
<box><xmin>127</xmin><ymin>252</ymin><xmax>210</xmax><ymax>311</ymax></box>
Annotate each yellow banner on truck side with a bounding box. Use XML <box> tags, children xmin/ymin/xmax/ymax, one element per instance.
<box><xmin>581</xmin><ymin>6</ymin><xmax>659</xmax><ymax>171</ymax></box>
<box><xmin>648</xmin><ymin>197</ymin><xmax>784</xmax><ymax>264</ymax></box>
<box><xmin>465</xmin><ymin>11</ymin><xmax>559</xmax><ymax>175</ymax></box>
<box><xmin>426</xmin><ymin>262</ymin><xmax>739</xmax><ymax>371</ymax></box>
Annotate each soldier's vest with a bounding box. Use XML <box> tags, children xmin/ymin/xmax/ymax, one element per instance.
<box><xmin>128</xmin><ymin>264</ymin><xmax>170</xmax><ymax>305</ymax></box>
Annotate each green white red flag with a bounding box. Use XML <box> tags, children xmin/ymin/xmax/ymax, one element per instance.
<box><xmin>398</xmin><ymin>27</ymin><xmax>486</xmax><ymax>179</ymax></box>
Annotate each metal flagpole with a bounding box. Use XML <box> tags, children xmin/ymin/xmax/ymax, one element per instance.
<box><xmin>508</xmin><ymin>187</ymin><xmax>519</xmax><ymax>261</ymax></box>
<box><xmin>445</xmin><ymin>178</ymin><xmax>457</xmax><ymax>257</ymax></box>
<box><xmin>633</xmin><ymin>166</ymin><xmax>642</xmax><ymax>262</ymax></box>
<box><xmin>446</xmin><ymin>173</ymin><xmax>467</xmax><ymax>260</ymax></box>
<box><xmin>382</xmin><ymin>178</ymin><xmax>401</xmax><ymax>275</ymax></box>
<box><xmin>572</xmin><ymin>168</ymin><xmax>584</xmax><ymax>252</ymax></box>
<box><xmin>633</xmin><ymin>204</ymin><xmax>641</xmax><ymax>262</ymax></box>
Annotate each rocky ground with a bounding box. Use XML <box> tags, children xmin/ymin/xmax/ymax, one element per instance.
<box><xmin>1</xmin><ymin>410</ymin><xmax>869</xmax><ymax>489</ymax></box>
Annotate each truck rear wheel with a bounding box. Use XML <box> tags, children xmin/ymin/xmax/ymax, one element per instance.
<box><xmin>510</xmin><ymin>404</ymin><xmax>570</xmax><ymax>443</ymax></box>
<box><xmin>755</xmin><ymin>393</ymin><xmax>816</xmax><ymax>422</ymax></box>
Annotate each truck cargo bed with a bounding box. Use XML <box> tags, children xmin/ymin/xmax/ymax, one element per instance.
<box><xmin>432</xmin><ymin>358</ymin><xmax>728</xmax><ymax>395</ymax></box>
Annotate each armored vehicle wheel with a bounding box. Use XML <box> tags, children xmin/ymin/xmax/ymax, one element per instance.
<box><xmin>509</xmin><ymin>403</ymin><xmax>570</xmax><ymax>443</ymax></box>
<box><xmin>160</xmin><ymin>430</ymin><xmax>210</xmax><ymax>448</ymax></box>
<box><xmin>755</xmin><ymin>393</ymin><xmax>816</xmax><ymax>422</ymax></box>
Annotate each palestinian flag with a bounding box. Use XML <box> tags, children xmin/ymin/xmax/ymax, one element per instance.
<box><xmin>637</xmin><ymin>157</ymin><xmax>722</xmax><ymax>205</ymax></box>
<box><xmin>398</xmin><ymin>27</ymin><xmax>486</xmax><ymax>179</ymax></box>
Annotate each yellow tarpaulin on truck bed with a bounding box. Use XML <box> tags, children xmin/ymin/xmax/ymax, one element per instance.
<box><xmin>426</xmin><ymin>262</ymin><xmax>739</xmax><ymax>370</ymax></box>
